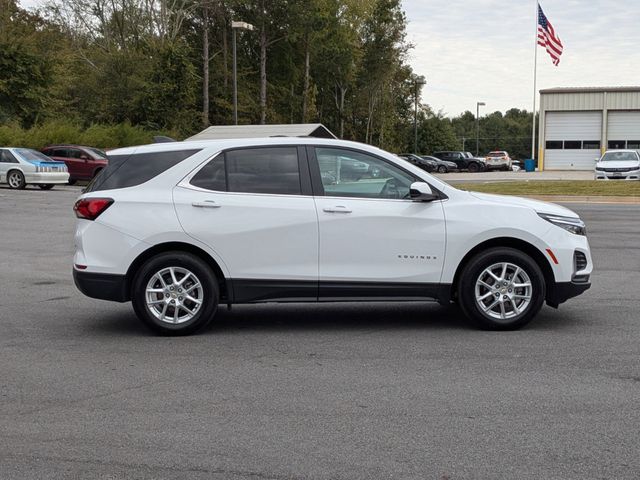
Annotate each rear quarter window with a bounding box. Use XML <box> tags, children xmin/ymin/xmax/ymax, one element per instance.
<box><xmin>86</xmin><ymin>149</ymin><xmax>201</xmax><ymax>192</ymax></box>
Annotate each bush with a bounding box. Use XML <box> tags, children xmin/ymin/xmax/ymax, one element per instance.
<box><xmin>0</xmin><ymin>120</ymin><xmax>181</xmax><ymax>150</ymax></box>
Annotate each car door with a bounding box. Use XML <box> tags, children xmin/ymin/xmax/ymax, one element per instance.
<box><xmin>68</xmin><ymin>148</ymin><xmax>92</xmax><ymax>179</ymax></box>
<box><xmin>310</xmin><ymin>146</ymin><xmax>446</xmax><ymax>300</ymax></box>
<box><xmin>0</xmin><ymin>149</ymin><xmax>19</xmax><ymax>182</ymax></box>
<box><xmin>173</xmin><ymin>146</ymin><xmax>319</xmax><ymax>302</ymax></box>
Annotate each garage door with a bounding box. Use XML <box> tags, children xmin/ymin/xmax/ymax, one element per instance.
<box><xmin>544</xmin><ymin>111</ymin><xmax>602</xmax><ymax>170</ymax></box>
<box><xmin>607</xmin><ymin>111</ymin><xmax>640</xmax><ymax>149</ymax></box>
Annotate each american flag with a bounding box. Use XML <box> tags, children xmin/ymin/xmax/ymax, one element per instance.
<box><xmin>537</xmin><ymin>4</ymin><xmax>563</xmax><ymax>66</ymax></box>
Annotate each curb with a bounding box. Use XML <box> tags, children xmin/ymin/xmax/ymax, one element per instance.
<box><xmin>522</xmin><ymin>195</ymin><xmax>640</xmax><ymax>204</ymax></box>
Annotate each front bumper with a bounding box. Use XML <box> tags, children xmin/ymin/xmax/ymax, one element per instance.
<box><xmin>73</xmin><ymin>269</ymin><xmax>129</xmax><ymax>302</ymax></box>
<box><xmin>595</xmin><ymin>170</ymin><xmax>640</xmax><ymax>180</ymax></box>
<box><xmin>546</xmin><ymin>279</ymin><xmax>591</xmax><ymax>308</ymax></box>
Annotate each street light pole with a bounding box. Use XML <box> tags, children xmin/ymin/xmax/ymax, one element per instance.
<box><xmin>476</xmin><ymin>101</ymin><xmax>485</xmax><ymax>156</ymax></box>
<box><xmin>414</xmin><ymin>77</ymin><xmax>426</xmax><ymax>154</ymax></box>
<box><xmin>231</xmin><ymin>21</ymin><xmax>255</xmax><ymax>125</ymax></box>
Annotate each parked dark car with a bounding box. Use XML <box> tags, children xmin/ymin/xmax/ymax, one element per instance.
<box><xmin>432</xmin><ymin>151</ymin><xmax>486</xmax><ymax>172</ymax></box>
<box><xmin>397</xmin><ymin>153</ymin><xmax>438</xmax><ymax>173</ymax></box>
<box><xmin>41</xmin><ymin>145</ymin><xmax>108</xmax><ymax>185</ymax></box>
<box><xmin>421</xmin><ymin>155</ymin><xmax>458</xmax><ymax>173</ymax></box>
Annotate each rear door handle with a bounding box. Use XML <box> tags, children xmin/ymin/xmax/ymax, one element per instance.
<box><xmin>323</xmin><ymin>206</ymin><xmax>352</xmax><ymax>214</ymax></box>
<box><xmin>192</xmin><ymin>200</ymin><xmax>221</xmax><ymax>208</ymax></box>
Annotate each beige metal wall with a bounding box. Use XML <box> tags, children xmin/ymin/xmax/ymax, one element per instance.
<box><xmin>538</xmin><ymin>90</ymin><xmax>640</xmax><ymax>170</ymax></box>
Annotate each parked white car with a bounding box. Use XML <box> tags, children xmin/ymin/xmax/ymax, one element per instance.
<box><xmin>485</xmin><ymin>151</ymin><xmax>512</xmax><ymax>171</ymax></box>
<box><xmin>73</xmin><ymin>138</ymin><xmax>592</xmax><ymax>335</ymax></box>
<box><xmin>594</xmin><ymin>150</ymin><xmax>640</xmax><ymax>180</ymax></box>
<box><xmin>0</xmin><ymin>148</ymin><xmax>69</xmax><ymax>189</ymax></box>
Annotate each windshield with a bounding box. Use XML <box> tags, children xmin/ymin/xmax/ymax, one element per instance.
<box><xmin>601</xmin><ymin>151</ymin><xmax>639</xmax><ymax>162</ymax></box>
<box><xmin>16</xmin><ymin>149</ymin><xmax>55</xmax><ymax>162</ymax></box>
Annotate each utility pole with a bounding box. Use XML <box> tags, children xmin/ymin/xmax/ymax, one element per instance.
<box><xmin>414</xmin><ymin>77</ymin><xmax>426</xmax><ymax>154</ymax></box>
<box><xmin>231</xmin><ymin>21</ymin><xmax>255</xmax><ymax>125</ymax></box>
<box><xmin>476</xmin><ymin>101</ymin><xmax>486</xmax><ymax>156</ymax></box>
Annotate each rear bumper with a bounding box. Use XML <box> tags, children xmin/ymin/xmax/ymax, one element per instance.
<box><xmin>73</xmin><ymin>269</ymin><xmax>129</xmax><ymax>302</ymax></box>
<box><xmin>546</xmin><ymin>279</ymin><xmax>591</xmax><ymax>308</ymax></box>
<box><xmin>25</xmin><ymin>172</ymin><xmax>70</xmax><ymax>184</ymax></box>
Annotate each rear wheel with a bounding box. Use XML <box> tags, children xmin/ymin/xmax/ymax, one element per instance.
<box><xmin>68</xmin><ymin>178</ymin><xmax>77</xmax><ymax>185</ymax></box>
<box><xmin>38</xmin><ymin>184</ymin><xmax>54</xmax><ymax>190</ymax></box>
<box><xmin>7</xmin><ymin>170</ymin><xmax>26</xmax><ymax>189</ymax></box>
<box><xmin>468</xmin><ymin>162</ymin><xmax>479</xmax><ymax>173</ymax></box>
<box><xmin>131</xmin><ymin>252</ymin><xmax>219</xmax><ymax>335</ymax></box>
<box><xmin>457</xmin><ymin>247</ymin><xmax>545</xmax><ymax>330</ymax></box>
<box><xmin>93</xmin><ymin>168</ymin><xmax>103</xmax><ymax>178</ymax></box>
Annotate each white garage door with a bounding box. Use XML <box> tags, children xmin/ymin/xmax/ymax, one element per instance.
<box><xmin>607</xmin><ymin>111</ymin><xmax>640</xmax><ymax>149</ymax></box>
<box><xmin>544</xmin><ymin>111</ymin><xmax>602</xmax><ymax>170</ymax></box>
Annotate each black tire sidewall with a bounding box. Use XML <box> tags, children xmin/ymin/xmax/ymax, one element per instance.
<box><xmin>468</xmin><ymin>163</ymin><xmax>479</xmax><ymax>173</ymax></box>
<box><xmin>131</xmin><ymin>252</ymin><xmax>219</xmax><ymax>335</ymax></box>
<box><xmin>438</xmin><ymin>165</ymin><xmax>447</xmax><ymax>173</ymax></box>
<box><xmin>458</xmin><ymin>247</ymin><xmax>545</xmax><ymax>330</ymax></box>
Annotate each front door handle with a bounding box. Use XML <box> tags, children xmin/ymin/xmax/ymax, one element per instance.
<box><xmin>192</xmin><ymin>200</ymin><xmax>221</xmax><ymax>208</ymax></box>
<box><xmin>323</xmin><ymin>206</ymin><xmax>352</xmax><ymax>214</ymax></box>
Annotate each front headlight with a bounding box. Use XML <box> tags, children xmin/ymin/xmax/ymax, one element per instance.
<box><xmin>538</xmin><ymin>212</ymin><xmax>586</xmax><ymax>236</ymax></box>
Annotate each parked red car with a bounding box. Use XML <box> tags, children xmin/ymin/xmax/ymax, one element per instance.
<box><xmin>41</xmin><ymin>145</ymin><xmax>108</xmax><ymax>185</ymax></box>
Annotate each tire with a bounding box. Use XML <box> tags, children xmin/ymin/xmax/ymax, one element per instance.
<box><xmin>68</xmin><ymin>178</ymin><xmax>77</xmax><ymax>186</ymax></box>
<box><xmin>457</xmin><ymin>247</ymin><xmax>545</xmax><ymax>330</ymax></box>
<box><xmin>38</xmin><ymin>184</ymin><xmax>54</xmax><ymax>190</ymax></box>
<box><xmin>131</xmin><ymin>252</ymin><xmax>219</xmax><ymax>335</ymax></box>
<box><xmin>437</xmin><ymin>165</ymin><xmax>447</xmax><ymax>173</ymax></box>
<box><xmin>7</xmin><ymin>170</ymin><xmax>26</xmax><ymax>190</ymax></box>
<box><xmin>93</xmin><ymin>168</ymin><xmax>103</xmax><ymax>178</ymax></box>
<box><xmin>468</xmin><ymin>162</ymin><xmax>479</xmax><ymax>173</ymax></box>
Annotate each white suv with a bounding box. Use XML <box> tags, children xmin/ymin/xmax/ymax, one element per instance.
<box><xmin>73</xmin><ymin>138</ymin><xmax>592</xmax><ymax>335</ymax></box>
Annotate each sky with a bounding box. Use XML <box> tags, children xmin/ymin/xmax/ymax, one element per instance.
<box><xmin>18</xmin><ymin>0</ymin><xmax>640</xmax><ymax>117</ymax></box>
<box><xmin>402</xmin><ymin>0</ymin><xmax>640</xmax><ymax>116</ymax></box>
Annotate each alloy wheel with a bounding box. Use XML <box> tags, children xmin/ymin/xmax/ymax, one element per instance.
<box><xmin>474</xmin><ymin>262</ymin><xmax>532</xmax><ymax>321</ymax></box>
<box><xmin>145</xmin><ymin>267</ymin><xmax>204</xmax><ymax>324</ymax></box>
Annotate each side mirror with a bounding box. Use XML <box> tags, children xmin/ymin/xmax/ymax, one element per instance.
<box><xmin>410</xmin><ymin>182</ymin><xmax>439</xmax><ymax>202</ymax></box>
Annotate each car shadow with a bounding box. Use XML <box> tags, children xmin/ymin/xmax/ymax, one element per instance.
<box><xmin>85</xmin><ymin>301</ymin><xmax>581</xmax><ymax>338</ymax></box>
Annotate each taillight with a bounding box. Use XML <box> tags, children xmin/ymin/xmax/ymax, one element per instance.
<box><xmin>74</xmin><ymin>197</ymin><xmax>113</xmax><ymax>220</ymax></box>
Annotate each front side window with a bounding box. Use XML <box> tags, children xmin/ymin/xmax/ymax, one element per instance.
<box><xmin>315</xmin><ymin>148</ymin><xmax>416</xmax><ymax>199</ymax></box>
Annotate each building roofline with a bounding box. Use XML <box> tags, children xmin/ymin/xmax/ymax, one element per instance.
<box><xmin>540</xmin><ymin>86</ymin><xmax>640</xmax><ymax>94</ymax></box>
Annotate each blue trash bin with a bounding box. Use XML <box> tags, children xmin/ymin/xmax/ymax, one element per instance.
<box><xmin>524</xmin><ymin>158</ymin><xmax>536</xmax><ymax>172</ymax></box>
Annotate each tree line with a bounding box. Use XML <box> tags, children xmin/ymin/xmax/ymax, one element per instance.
<box><xmin>1</xmin><ymin>0</ymin><xmax>536</xmax><ymax>157</ymax></box>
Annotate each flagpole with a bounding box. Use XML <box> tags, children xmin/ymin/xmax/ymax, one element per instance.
<box><xmin>531</xmin><ymin>0</ymin><xmax>539</xmax><ymax>162</ymax></box>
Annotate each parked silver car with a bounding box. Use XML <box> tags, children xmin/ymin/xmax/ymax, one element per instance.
<box><xmin>0</xmin><ymin>148</ymin><xmax>69</xmax><ymax>189</ymax></box>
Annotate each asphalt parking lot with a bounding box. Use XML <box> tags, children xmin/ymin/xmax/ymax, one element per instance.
<box><xmin>1</xmin><ymin>184</ymin><xmax>639</xmax><ymax>480</ymax></box>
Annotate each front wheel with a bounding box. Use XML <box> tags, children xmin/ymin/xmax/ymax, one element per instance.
<box><xmin>38</xmin><ymin>184</ymin><xmax>54</xmax><ymax>190</ymax></box>
<box><xmin>468</xmin><ymin>162</ymin><xmax>479</xmax><ymax>173</ymax></box>
<box><xmin>131</xmin><ymin>252</ymin><xmax>219</xmax><ymax>335</ymax></box>
<box><xmin>437</xmin><ymin>165</ymin><xmax>447</xmax><ymax>173</ymax></box>
<box><xmin>457</xmin><ymin>247</ymin><xmax>545</xmax><ymax>330</ymax></box>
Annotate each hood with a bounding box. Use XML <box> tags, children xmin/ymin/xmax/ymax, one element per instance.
<box><xmin>596</xmin><ymin>160</ymin><xmax>640</xmax><ymax>169</ymax></box>
<box><xmin>467</xmin><ymin>191</ymin><xmax>579</xmax><ymax>218</ymax></box>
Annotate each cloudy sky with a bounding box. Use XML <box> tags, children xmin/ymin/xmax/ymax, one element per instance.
<box><xmin>403</xmin><ymin>0</ymin><xmax>639</xmax><ymax>116</ymax></box>
<box><xmin>18</xmin><ymin>0</ymin><xmax>640</xmax><ymax>117</ymax></box>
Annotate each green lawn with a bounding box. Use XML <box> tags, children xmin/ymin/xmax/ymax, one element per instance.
<box><xmin>456</xmin><ymin>180</ymin><xmax>640</xmax><ymax>196</ymax></box>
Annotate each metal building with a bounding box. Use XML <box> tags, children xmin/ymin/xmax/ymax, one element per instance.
<box><xmin>187</xmin><ymin>123</ymin><xmax>336</xmax><ymax>141</ymax></box>
<box><xmin>538</xmin><ymin>87</ymin><xmax>640</xmax><ymax>170</ymax></box>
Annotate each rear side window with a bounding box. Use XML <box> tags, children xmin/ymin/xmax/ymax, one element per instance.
<box><xmin>190</xmin><ymin>147</ymin><xmax>301</xmax><ymax>195</ymax></box>
<box><xmin>87</xmin><ymin>149</ymin><xmax>201</xmax><ymax>192</ymax></box>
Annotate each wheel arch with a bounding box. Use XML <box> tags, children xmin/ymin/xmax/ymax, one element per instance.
<box><xmin>125</xmin><ymin>242</ymin><xmax>231</xmax><ymax>303</ymax></box>
<box><xmin>449</xmin><ymin>237</ymin><xmax>555</xmax><ymax>302</ymax></box>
